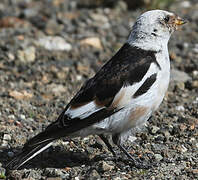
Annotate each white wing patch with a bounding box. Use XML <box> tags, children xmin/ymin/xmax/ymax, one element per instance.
<box><xmin>112</xmin><ymin>62</ymin><xmax>159</xmax><ymax>108</ymax></box>
<box><xmin>66</xmin><ymin>101</ymin><xmax>104</xmax><ymax>119</ymax></box>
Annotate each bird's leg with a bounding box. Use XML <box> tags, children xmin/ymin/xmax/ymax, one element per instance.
<box><xmin>112</xmin><ymin>134</ymin><xmax>134</xmax><ymax>160</ymax></box>
<box><xmin>99</xmin><ymin>134</ymin><xmax>116</xmax><ymax>157</ymax></box>
<box><xmin>112</xmin><ymin>134</ymin><xmax>150</xmax><ymax>169</ymax></box>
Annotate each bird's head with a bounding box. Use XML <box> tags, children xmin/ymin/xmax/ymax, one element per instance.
<box><xmin>128</xmin><ymin>10</ymin><xmax>187</xmax><ymax>50</ymax></box>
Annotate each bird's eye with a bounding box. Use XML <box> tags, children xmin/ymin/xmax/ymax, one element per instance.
<box><xmin>164</xmin><ymin>15</ymin><xmax>170</xmax><ymax>23</ymax></box>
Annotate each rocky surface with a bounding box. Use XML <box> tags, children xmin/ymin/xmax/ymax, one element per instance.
<box><xmin>0</xmin><ymin>0</ymin><xmax>198</xmax><ymax>179</ymax></box>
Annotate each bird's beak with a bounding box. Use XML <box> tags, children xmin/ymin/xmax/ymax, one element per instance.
<box><xmin>175</xmin><ymin>17</ymin><xmax>187</xmax><ymax>26</ymax></box>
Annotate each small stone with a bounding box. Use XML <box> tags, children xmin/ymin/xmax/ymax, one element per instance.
<box><xmin>76</xmin><ymin>75</ymin><xmax>82</xmax><ymax>81</ymax></box>
<box><xmin>17</xmin><ymin>46</ymin><xmax>36</xmax><ymax>63</ymax></box>
<box><xmin>180</xmin><ymin>1</ymin><xmax>191</xmax><ymax>8</ymax></box>
<box><xmin>37</xmin><ymin>36</ymin><xmax>72</xmax><ymax>51</ymax></box>
<box><xmin>128</xmin><ymin>135</ymin><xmax>137</xmax><ymax>142</ymax></box>
<box><xmin>88</xmin><ymin>169</ymin><xmax>100</xmax><ymax>180</ymax></box>
<box><xmin>151</xmin><ymin>126</ymin><xmax>160</xmax><ymax>134</ymax></box>
<box><xmin>192</xmin><ymin>71</ymin><xmax>198</xmax><ymax>78</ymax></box>
<box><xmin>7</xmin><ymin>151</ymin><xmax>14</xmax><ymax>158</ymax></box>
<box><xmin>56</xmin><ymin>71</ymin><xmax>67</xmax><ymax>80</ymax></box>
<box><xmin>113</xmin><ymin>178</ymin><xmax>121</xmax><ymax>180</ymax></box>
<box><xmin>193</xmin><ymin>97</ymin><xmax>198</xmax><ymax>104</ymax></box>
<box><xmin>175</xmin><ymin>105</ymin><xmax>185</xmax><ymax>111</ymax></box>
<box><xmin>80</xmin><ymin>37</ymin><xmax>103</xmax><ymax>49</ymax></box>
<box><xmin>8</xmin><ymin>114</ymin><xmax>15</xmax><ymax>120</ymax></box>
<box><xmin>164</xmin><ymin>131</ymin><xmax>171</xmax><ymax>140</ymax></box>
<box><xmin>176</xmin><ymin>82</ymin><xmax>185</xmax><ymax>90</ymax></box>
<box><xmin>192</xmin><ymin>169</ymin><xmax>198</xmax><ymax>174</ymax></box>
<box><xmin>192</xmin><ymin>81</ymin><xmax>198</xmax><ymax>88</ymax></box>
<box><xmin>180</xmin><ymin>145</ymin><xmax>188</xmax><ymax>153</ymax></box>
<box><xmin>19</xmin><ymin>114</ymin><xmax>26</xmax><ymax>120</ymax></box>
<box><xmin>9</xmin><ymin>90</ymin><xmax>33</xmax><ymax>100</ymax></box>
<box><xmin>90</xmin><ymin>13</ymin><xmax>109</xmax><ymax>23</ymax></box>
<box><xmin>7</xmin><ymin>53</ymin><xmax>15</xmax><ymax>60</ymax></box>
<box><xmin>2</xmin><ymin>134</ymin><xmax>11</xmax><ymax>147</ymax></box>
<box><xmin>154</xmin><ymin>154</ymin><xmax>163</xmax><ymax>161</ymax></box>
<box><xmin>113</xmin><ymin>25</ymin><xmax>129</xmax><ymax>37</ymax></box>
<box><xmin>0</xmin><ymin>168</ymin><xmax>6</xmax><ymax>179</ymax></box>
<box><xmin>47</xmin><ymin>178</ymin><xmax>62</xmax><ymax>180</ymax></box>
<box><xmin>193</xmin><ymin>44</ymin><xmax>198</xmax><ymax>53</ymax></box>
<box><xmin>183</xmin><ymin>42</ymin><xmax>189</xmax><ymax>48</ymax></box>
<box><xmin>45</xmin><ymin>19</ymin><xmax>64</xmax><ymax>35</ymax></box>
<box><xmin>3</xmin><ymin>134</ymin><xmax>11</xmax><ymax>141</ymax></box>
<box><xmin>23</xmin><ymin>8</ymin><xmax>38</xmax><ymax>18</ymax></box>
<box><xmin>44</xmin><ymin>168</ymin><xmax>67</xmax><ymax>178</ymax></box>
<box><xmin>170</xmin><ymin>69</ymin><xmax>191</xmax><ymax>82</ymax></box>
<box><xmin>99</xmin><ymin>161</ymin><xmax>114</xmax><ymax>172</ymax></box>
<box><xmin>50</xmin><ymin>84</ymin><xmax>66</xmax><ymax>94</ymax></box>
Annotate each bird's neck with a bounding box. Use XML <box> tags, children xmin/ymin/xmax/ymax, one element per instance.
<box><xmin>127</xmin><ymin>31</ymin><xmax>169</xmax><ymax>52</ymax></box>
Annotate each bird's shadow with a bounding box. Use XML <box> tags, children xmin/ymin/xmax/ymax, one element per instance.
<box><xmin>0</xmin><ymin>145</ymin><xmax>106</xmax><ymax>170</ymax></box>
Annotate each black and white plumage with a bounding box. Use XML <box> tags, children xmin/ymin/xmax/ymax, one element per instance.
<box><xmin>7</xmin><ymin>10</ymin><xmax>187</xmax><ymax>169</ymax></box>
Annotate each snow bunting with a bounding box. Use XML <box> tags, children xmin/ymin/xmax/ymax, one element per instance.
<box><xmin>7</xmin><ymin>10</ymin><xmax>187</xmax><ymax>169</ymax></box>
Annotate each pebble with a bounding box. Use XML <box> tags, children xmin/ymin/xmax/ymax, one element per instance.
<box><xmin>193</xmin><ymin>44</ymin><xmax>198</xmax><ymax>53</ymax></box>
<box><xmin>80</xmin><ymin>37</ymin><xmax>103</xmax><ymax>49</ymax></box>
<box><xmin>128</xmin><ymin>135</ymin><xmax>137</xmax><ymax>142</ymax></box>
<box><xmin>192</xmin><ymin>70</ymin><xmax>198</xmax><ymax>78</ymax></box>
<box><xmin>170</xmin><ymin>69</ymin><xmax>191</xmax><ymax>82</ymax></box>
<box><xmin>19</xmin><ymin>114</ymin><xmax>26</xmax><ymax>120</ymax></box>
<box><xmin>17</xmin><ymin>46</ymin><xmax>36</xmax><ymax>63</ymax></box>
<box><xmin>43</xmin><ymin>168</ymin><xmax>68</xmax><ymax>179</ymax></box>
<box><xmin>37</xmin><ymin>36</ymin><xmax>72</xmax><ymax>51</ymax></box>
<box><xmin>0</xmin><ymin>168</ymin><xmax>6</xmax><ymax>179</ymax></box>
<box><xmin>154</xmin><ymin>154</ymin><xmax>163</xmax><ymax>161</ymax></box>
<box><xmin>193</xmin><ymin>97</ymin><xmax>198</xmax><ymax>104</ymax></box>
<box><xmin>3</xmin><ymin>134</ymin><xmax>11</xmax><ymax>141</ymax></box>
<box><xmin>45</xmin><ymin>19</ymin><xmax>64</xmax><ymax>35</ymax></box>
<box><xmin>150</xmin><ymin>126</ymin><xmax>160</xmax><ymax>134</ymax></box>
<box><xmin>99</xmin><ymin>161</ymin><xmax>114</xmax><ymax>172</ymax></box>
<box><xmin>47</xmin><ymin>178</ymin><xmax>62</xmax><ymax>180</ymax></box>
<box><xmin>8</xmin><ymin>114</ymin><xmax>15</xmax><ymax>120</ymax></box>
<box><xmin>113</xmin><ymin>178</ymin><xmax>121</xmax><ymax>180</ymax></box>
<box><xmin>76</xmin><ymin>75</ymin><xmax>83</xmax><ymax>81</ymax></box>
<box><xmin>175</xmin><ymin>105</ymin><xmax>185</xmax><ymax>111</ymax></box>
<box><xmin>7</xmin><ymin>151</ymin><xmax>14</xmax><ymax>158</ymax></box>
<box><xmin>180</xmin><ymin>1</ymin><xmax>191</xmax><ymax>8</ymax></box>
<box><xmin>176</xmin><ymin>82</ymin><xmax>185</xmax><ymax>90</ymax></box>
<box><xmin>192</xmin><ymin>80</ymin><xmax>198</xmax><ymax>88</ymax></box>
<box><xmin>23</xmin><ymin>8</ymin><xmax>38</xmax><ymax>18</ymax></box>
<box><xmin>7</xmin><ymin>53</ymin><xmax>15</xmax><ymax>60</ymax></box>
<box><xmin>180</xmin><ymin>145</ymin><xmax>188</xmax><ymax>153</ymax></box>
<box><xmin>90</xmin><ymin>13</ymin><xmax>109</xmax><ymax>23</ymax></box>
<box><xmin>113</xmin><ymin>25</ymin><xmax>129</xmax><ymax>37</ymax></box>
<box><xmin>49</xmin><ymin>84</ymin><xmax>66</xmax><ymax>94</ymax></box>
<box><xmin>2</xmin><ymin>134</ymin><xmax>11</xmax><ymax>147</ymax></box>
<box><xmin>88</xmin><ymin>169</ymin><xmax>100</xmax><ymax>179</ymax></box>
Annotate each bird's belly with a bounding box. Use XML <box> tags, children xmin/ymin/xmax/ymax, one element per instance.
<box><xmin>91</xmin><ymin>104</ymin><xmax>152</xmax><ymax>135</ymax></box>
<box><xmin>74</xmin><ymin>70</ymin><xmax>170</xmax><ymax>137</ymax></box>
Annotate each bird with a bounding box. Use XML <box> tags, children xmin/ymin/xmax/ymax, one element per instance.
<box><xmin>7</xmin><ymin>10</ymin><xmax>187</xmax><ymax>170</ymax></box>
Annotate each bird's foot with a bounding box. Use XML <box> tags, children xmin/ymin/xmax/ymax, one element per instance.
<box><xmin>92</xmin><ymin>154</ymin><xmax>152</xmax><ymax>169</ymax></box>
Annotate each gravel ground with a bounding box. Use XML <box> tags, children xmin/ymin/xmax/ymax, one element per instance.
<box><xmin>0</xmin><ymin>0</ymin><xmax>198</xmax><ymax>179</ymax></box>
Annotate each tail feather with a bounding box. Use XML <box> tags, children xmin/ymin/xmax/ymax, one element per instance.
<box><xmin>6</xmin><ymin>120</ymin><xmax>63</xmax><ymax>170</ymax></box>
<box><xmin>6</xmin><ymin>141</ymin><xmax>53</xmax><ymax>170</ymax></box>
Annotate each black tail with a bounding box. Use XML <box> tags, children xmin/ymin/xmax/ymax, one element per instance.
<box><xmin>6</xmin><ymin>113</ymin><xmax>64</xmax><ymax>170</ymax></box>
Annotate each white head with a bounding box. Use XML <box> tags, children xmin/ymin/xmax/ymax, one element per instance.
<box><xmin>128</xmin><ymin>10</ymin><xmax>187</xmax><ymax>51</ymax></box>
